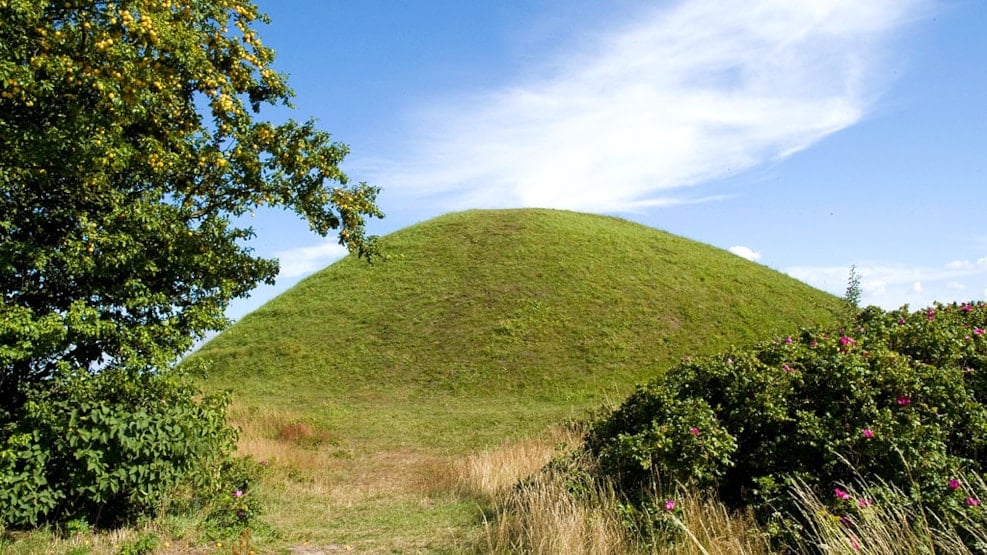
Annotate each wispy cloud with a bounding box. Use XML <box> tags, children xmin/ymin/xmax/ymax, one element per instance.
<box><xmin>370</xmin><ymin>0</ymin><xmax>928</xmax><ymax>213</ymax></box>
<box><xmin>274</xmin><ymin>241</ymin><xmax>348</xmax><ymax>279</ymax></box>
<box><xmin>786</xmin><ymin>257</ymin><xmax>987</xmax><ymax>309</ymax></box>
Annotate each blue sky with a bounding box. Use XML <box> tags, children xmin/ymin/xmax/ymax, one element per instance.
<box><xmin>230</xmin><ymin>0</ymin><xmax>986</xmax><ymax>320</ymax></box>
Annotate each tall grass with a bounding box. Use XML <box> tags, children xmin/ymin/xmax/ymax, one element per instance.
<box><xmin>485</xmin><ymin>478</ymin><xmax>776</xmax><ymax>554</ymax></box>
<box><xmin>461</xmin><ymin>429</ymin><xmax>987</xmax><ymax>554</ymax></box>
<box><xmin>789</xmin><ymin>476</ymin><xmax>987</xmax><ymax>554</ymax></box>
<box><xmin>455</xmin><ymin>423</ymin><xmax>585</xmax><ymax>503</ymax></box>
<box><xmin>476</xmin><ymin>453</ymin><xmax>633</xmax><ymax>554</ymax></box>
<box><xmin>469</xmin><ymin>448</ymin><xmax>770</xmax><ymax>554</ymax></box>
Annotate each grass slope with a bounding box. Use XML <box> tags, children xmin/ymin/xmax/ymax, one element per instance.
<box><xmin>187</xmin><ymin>208</ymin><xmax>845</xmax><ymax>550</ymax></box>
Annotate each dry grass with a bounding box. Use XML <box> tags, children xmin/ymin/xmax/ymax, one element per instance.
<box><xmin>0</xmin><ymin>524</ymin><xmax>228</xmax><ymax>555</ymax></box>
<box><xmin>455</xmin><ymin>423</ymin><xmax>585</xmax><ymax>502</ymax></box>
<box><xmin>214</xmin><ymin>403</ymin><xmax>478</xmax><ymax>551</ymax></box>
<box><xmin>468</xmin><ymin>436</ymin><xmax>987</xmax><ymax>555</ymax></box>
<box><xmin>479</xmin><ymin>474</ymin><xmax>775</xmax><ymax>555</ymax></box>
<box><xmin>790</xmin><ymin>478</ymin><xmax>987</xmax><ymax>554</ymax></box>
<box><xmin>458</xmin><ymin>424</ymin><xmax>769</xmax><ymax>554</ymax></box>
<box><xmin>459</xmin><ymin>424</ymin><xmax>629</xmax><ymax>553</ymax></box>
<box><xmin>229</xmin><ymin>403</ymin><xmax>460</xmax><ymax>499</ymax></box>
<box><xmin>666</xmin><ymin>490</ymin><xmax>772</xmax><ymax>555</ymax></box>
<box><xmin>482</xmin><ymin>471</ymin><xmax>633</xmax><ymax>555</ymax></box>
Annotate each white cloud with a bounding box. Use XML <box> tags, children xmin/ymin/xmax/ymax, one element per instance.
<box><xmin>866</xmin><ymin>279</ymin><xmax>887</xmax><ymax>297</ymax></box>
<box><xmin>274</xmin><ymin>241</ymin><xmax>348</xmax><ymax>279</ymax></box>
<box><xmin>946</xmin><ymin>257</ymin><xmax>987</xmax><ymax>270</ymax></box>
<box><xmin>786</xmin><ymin>257</ymin><xmax>987</xmax><ymax>309</ymax></box>
<box><xmin>729</xmin><ymin>245</ymin><xmax>762</xmax><ymax>262</ymax></box>
<box><xmin>371</xmin><ymin>0</ymin><xmax>929</xmax><ymax>213</ymax></box>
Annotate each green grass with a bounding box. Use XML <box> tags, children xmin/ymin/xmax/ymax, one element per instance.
<box><xmin>195</xmin><ymin>208</ymin><xmax>842</xmax><ymax>431</ymax></box>
<box><xmin>182</xmin><ymin>208</ymin><xmax>846</xmax><ymax>552</ymax></box>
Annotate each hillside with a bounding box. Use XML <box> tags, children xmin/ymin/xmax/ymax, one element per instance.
<box><xmin>183</xmin><ymin>208</ymin><xmax>847</xmax><ymax>550</ymax></box>
<box><xmin>190</xmin><ymin>208</ymin><xmax>843</xmax><ymax>446</ymax></box>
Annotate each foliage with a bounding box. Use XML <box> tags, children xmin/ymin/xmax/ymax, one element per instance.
<box><xmin>844</xmin><ymin>264</ymin><xmax>862</xmax><ymax>319</ymax></box>
<box><xmin>585</xmin><ymin>301</ymin><xmax>987</xmax><ymax>547</ymax></box>
<box><xmin>0</xmin><ymin>367</ymin><xmax>240</xmax><ymax>528</ymax></box>
<box><xmin>0</xmin><ymin>0</ymin><xmax>382</xmax><ymax>530</ymax></box>
<box><xmin>197</xmin><ymin>456</ymin><xmax>269</xmax><ymax>542</ymax></box>
<box><xmin>0</xmin><ymin>0</ymin><xmax>382</xmax><ymax>389</ymax></box>
<box><xmin>117</xmin><ymin>533</ymin><xmax>158</xmax><ymax>555</ymax></box>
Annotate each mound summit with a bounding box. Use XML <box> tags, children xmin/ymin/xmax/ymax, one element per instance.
<box><xmin>191</xmin><ymin>209</ymin><xmax>843</xmax><ymax>441</ymax></box>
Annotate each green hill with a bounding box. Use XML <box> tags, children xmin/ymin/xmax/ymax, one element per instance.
<box><xmin>185</xmin><ymin>208</ymin><xmax>847</xmax><ymax>550</ymax></box>
<box><xmin>190</xmin><ymin>208</ymin><xmax>843</xmax><ymax>447</ymax></box>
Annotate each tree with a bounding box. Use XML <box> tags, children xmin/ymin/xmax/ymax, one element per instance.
<box><xmin>843</xmin><ymin>264</ymin><xmax>862</xmax><ymax>321</ymax></box>
<box><xmin>0</xmin><ymin>0</ymin><xmax>382</xmax><ymax>397</ymax></box>
<box><xmin>0</xmin><ymin>0</ymin><xmax>383</xmax><ymax>528</ymax></box>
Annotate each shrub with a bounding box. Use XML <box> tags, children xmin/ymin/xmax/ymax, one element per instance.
<box><xmin>585</xmin><ymin>302</ymin><xmax>987</xmax><ymax>546</ymax></box>
<box><xmin>0</xmin><ymin>366</ymin><xmax>243</xmax><ymax>528</ymax></box>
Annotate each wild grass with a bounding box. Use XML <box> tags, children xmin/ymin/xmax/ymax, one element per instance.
<box><xmin>789</xmin><ymin>476</ymin><xmax>987</xmax><ymax>554</ymax></box>
<box><xmin>217</xmin><ymin>403</ymin><xmax>477</xmax><ymax>552</ymax></box>
<box><xmin>475</xmin><ymin>445</ymin><xmax>633</xmax><ymax>555</ymax></box>
<box><xmin>455</xmin><ymin>423</ymin><xmax>585</xmax><ymax>503</ymax></box>
<box><xmin>468</xmin><ymin>428</ymin><xmax>987</xmax><ymax>554</ymax></box>
<box><xmin>468</xmin><ymin>425</ymin><xmax>771</xmax><ymax>555</ymax></box>
<box><xmin>0</xmin><ymin>521</ymin><xmax>227</xmax><ymax>555</ymax></box>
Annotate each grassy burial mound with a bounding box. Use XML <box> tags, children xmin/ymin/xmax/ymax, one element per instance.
<box><xmin>183</xmin><ymin>208</ymin><xmax>846</xmax><ymax>550</ymax></box>
<box><xmin>190</xmin><ymin>208</ymin><xmax>844</xmax><ymax>448</ymax></box>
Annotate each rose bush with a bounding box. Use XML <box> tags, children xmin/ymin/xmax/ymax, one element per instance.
<box><xmin>585</xmin><ymin>302</ymin><xmax>987</xmax><ymax>545</ymax></box>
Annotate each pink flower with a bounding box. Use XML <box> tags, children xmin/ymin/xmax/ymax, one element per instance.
<box><xmin>689</xmin><ymin>427</ymin><xmax>700</xmax><ymax>436</ymax></box>
<box><xmin>966</xmin><ymin>497</ymin><xmax>980</xmax><ymax>507</ymax></box>
<box><xmin>834</xmin><ymin>487</ymin><xmax>851</xmax><ymax>501</ymax></box>
<box><xmin>839</xmin><ymin>336</ymin><xmax>856</xmax><ymax>352</ymax></box>
<box><xmin>785</xmin><ymin>336</ymin><xmax>793</xmax><ymax>344</ymax></box>
<box><xmin>949</xmin><ymin>479</ymin><xmax>961</xmax><ymax>490</ymax></box>
<box><xmin>962</xmin><ymin>303</ymin><xmax>974</xmax><ymax>312</ymax></box>
<box><xmin>664</xmin><ymin>499</ymin><xmax>676</xmax><ymax>511</ymax></box>
<box><xmin>975</xmin><ymin>328</ymin><xmax>985</xmax><ymax>335</ymax></box>
<box><xmin>783</xmin><ymin>364</ymin><xmax>794</xmax><ymax>373</ymax></box>
<box><xmin>897</xmin><ymin>395</ymin><xmax>911</xmax><ymax>406</ymax></box>
<box><xmin>861</xmin><ymin>429</ymin><xmax>874</xmax><ymax>439</ymax></box>
<box><xmin>232</xmin><ymin>490</ymin><xmax>243</xmax><ymax>498</ymax></box>
<box><xmin>850</xmin><ymin>537</ymin><xmax>861</xmax><ymax>551</ymax></box>
<box><xmin>858</xmin><ymin>498</ymin><xmax>873</xmax><ymax>508</ymax></box>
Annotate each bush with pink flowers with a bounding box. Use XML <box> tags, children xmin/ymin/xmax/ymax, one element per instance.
<box><xmin>585</xmin><ymin>301</ymin><xmax>987</xmax><ymax>545</ymax></box>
